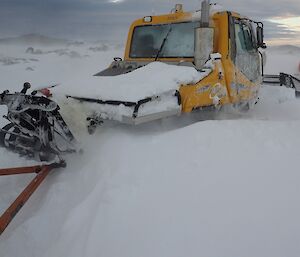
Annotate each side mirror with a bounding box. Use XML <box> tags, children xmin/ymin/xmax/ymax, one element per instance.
<box><xmin>256</xmin><ymin>26</ymin><xmax>266</xmax><ymax>49</ymax></box>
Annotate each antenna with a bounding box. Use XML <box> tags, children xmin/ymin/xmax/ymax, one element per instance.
<box><xmin>200</xmin><ymin>0</ymin><xmax>210</xmax><ymax>27</ymax></box>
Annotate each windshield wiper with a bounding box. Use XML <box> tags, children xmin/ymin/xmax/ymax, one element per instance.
<box><xmin>155</xmin><ymin>25</ymin><xmax>172</xmax><ymax>61</ymax></box>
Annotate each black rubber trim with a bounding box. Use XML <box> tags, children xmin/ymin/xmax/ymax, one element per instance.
<box><xmin>258</xmin><ymin>51</ymin><xmax>264</xmax><ymax>76</ymax></box>
<box><xmin>66</xmin><ymin>95</ymin><xmax>136</xmax><ymax>107</ymax></box>
<box><xmin>175</xmin><ymin>90</ymin><xmax>181</xmax><ymax>105</ymax></box>
<box><xmin>133</xmin><ymin>98</ymin><xmax>152</xmax><ymax>118</ymax></box>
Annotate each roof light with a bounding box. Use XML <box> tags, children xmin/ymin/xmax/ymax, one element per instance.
<box><xmin>175</xmin><ymin>4</ymin><xmax>183</xmax><ymax>13</ymax></box>
<box><xmin>143</xmin><ymin>16</ymin><xmax>152</xmax><ymax>23</ymax></box>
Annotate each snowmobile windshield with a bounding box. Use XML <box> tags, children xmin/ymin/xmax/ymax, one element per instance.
<box><xmin>130</xmin><ymin>22</ymin><xmax>199</xmax><ymax>58</ymax></box>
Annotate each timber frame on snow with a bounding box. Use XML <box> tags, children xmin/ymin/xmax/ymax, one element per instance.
<box><xmin>0</xmin><ymin>161</ymin><xmax>65</xmax><ymax>235</ymax></box>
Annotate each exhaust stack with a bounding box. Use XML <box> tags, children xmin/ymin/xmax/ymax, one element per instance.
<box><xmin>200</xmin><ymin>0</ymin><xmax>210</xmax><ymax>27</ymax></box>
<box><xmin>194</xmin><ymin>0</ymin><xmax>214</xmax><ymax>70</ymax></box>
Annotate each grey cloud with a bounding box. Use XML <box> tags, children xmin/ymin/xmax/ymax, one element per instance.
<box><xmin>0</xmin><ymin>0</ymin><xmax>299</xmax><ymax>43</ymax></box>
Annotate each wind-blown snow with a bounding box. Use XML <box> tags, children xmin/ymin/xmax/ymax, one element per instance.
<box><xmin>0</xmin><ymin>42</ymin><xmax>300</xmax><ymax>257</ymax></box>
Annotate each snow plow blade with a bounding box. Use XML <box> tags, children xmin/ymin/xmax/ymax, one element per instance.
<box><xmin>0</xmin><ymin>161</ymin><xmax>66</xmax><ymax>235</ymax></box>
<box><xmin>263</xmin><ymin>73</ymin><xmax>300</xmax><ymax>97</ymax></box>
<box><xmin>66</xmin><ymin>90</ymin><xmax>182</xmax><ymax>127</ymax></box>
<box><xmin>121</xmin><ymin>109</ymin><xmax>181</xmax><ymax>125</ymax></box>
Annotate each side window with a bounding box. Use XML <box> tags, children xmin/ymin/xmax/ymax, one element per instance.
<box><xmin>243</xmin><ymin>25</ymin><xmax>254</xmax><ymax>51</ymax></box>
<box><xmin>235</xmin><ymin>22</ymin><xmax>255</xmax><ymax>53</ymax></box>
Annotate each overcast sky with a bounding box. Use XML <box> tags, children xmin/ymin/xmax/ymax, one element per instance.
<box><xmin>0</xmin><ymin>0</ymin><xmax>299</xmax><ymax>45</ymax></box>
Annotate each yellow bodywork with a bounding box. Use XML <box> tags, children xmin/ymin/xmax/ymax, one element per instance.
<box><xmin>123</xmin><ymin>9</ymin><xmax>261</xmax><ymax>113</ymax></box>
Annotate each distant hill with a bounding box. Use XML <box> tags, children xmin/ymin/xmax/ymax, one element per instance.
<box><xmin>267</xmin><ymin>45</ymin><xmax>300</xmax><ymax>54</ymax></box>
<box><xmin>0</xmin><ymin>34</ymin><xmax>71</xmax><ymax>46</ymax></box>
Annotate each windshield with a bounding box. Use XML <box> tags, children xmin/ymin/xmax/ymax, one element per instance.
<box><xmin>129</xmin><ymin>22</ymin><xmax>199</xmax><ymax>58</ymax></box>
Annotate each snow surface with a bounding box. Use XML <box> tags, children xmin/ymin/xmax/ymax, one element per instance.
<box><xmin>0</xmin><ymin>42</ymin><xmax>300</xmax><ymax>257</ymax></box>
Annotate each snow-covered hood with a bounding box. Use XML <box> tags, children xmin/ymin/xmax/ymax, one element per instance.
<box><xmin>53</xmin><ymin>62</ymin><xmax>210</xmax><ymax>102</ymax></box>
<box><xmin>53</xmin><ymin>54</ymin><xmax>221</xmax><ymax>103</ymax></box>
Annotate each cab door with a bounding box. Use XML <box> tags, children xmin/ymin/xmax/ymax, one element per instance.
<box><xmin>231</xmin><ymin>18</ymin><xmax>261</xmax><ymax>101</ymax></box>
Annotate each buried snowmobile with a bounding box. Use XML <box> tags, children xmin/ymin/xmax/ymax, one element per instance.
<box><xmin>0</xmin><ymin>83</ymin><xmax>77</xmax><ymax>161</ymax></box>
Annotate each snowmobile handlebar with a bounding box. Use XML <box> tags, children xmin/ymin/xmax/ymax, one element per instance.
<box><xmin>0</xmin><ymin>91</ymin><xmax>58</xmax><ymax>113</ymax></box>
<box><xmin>21</xmin><ymin>82</ymin><xmax>31</xmax><ymax>94</ymax></box>
<box><xmin>0</xmin><ymin>90</ymin><xmax>9</xmax><ymax>104</ymax></box>
<box><xmin>0</xmin><ymin>82</ymin><xmax>32</xmax><ymax>104</ymax></box>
